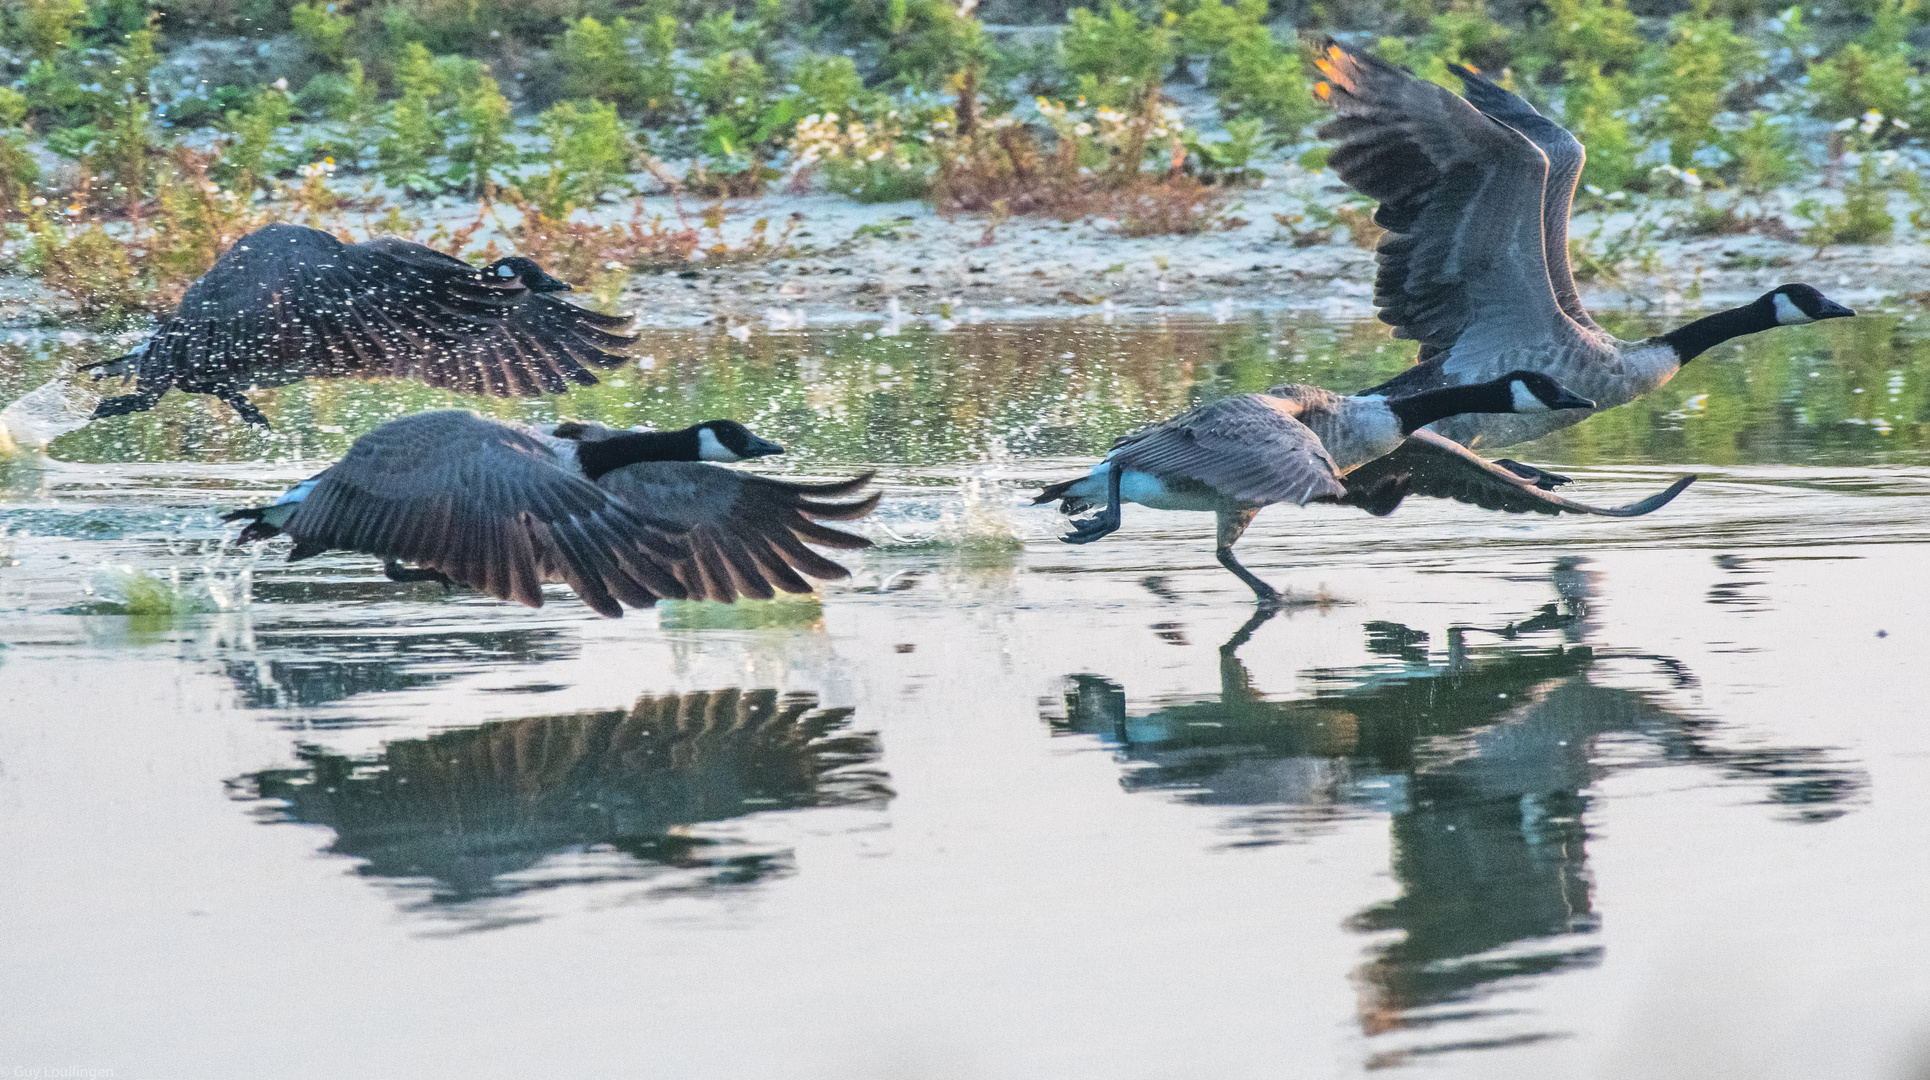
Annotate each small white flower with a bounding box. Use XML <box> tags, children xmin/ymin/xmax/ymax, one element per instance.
<box><xmin>273</xmin><ymin>77</ymin><xmax>288</xmax><ymax>91</ymax></box>
<box><xmin>1074</xmin><ymin>122</ymin><xmax>1093</xmax><ymax>137</ymax></box>
<box><xmin>29</xmin><ymin>196</ymin><xmax>45</xmax><ymax>206</ymax></box>
<box><xmin>1585</xmin><ymin>184</ymin><xmax>1605</xmax><ymax>196</ymax></box>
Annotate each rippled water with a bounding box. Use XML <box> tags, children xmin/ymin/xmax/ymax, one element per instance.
<box><xmin>4</xmin><ymin>311</ymin><xmax>1929</xmax><ymax>1078</ymax></box>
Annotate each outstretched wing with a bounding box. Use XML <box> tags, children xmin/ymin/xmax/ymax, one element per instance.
<box><xmin>1447</xmin><ymin>63</ymin><xmax>1606</xmax><ymax>337</ymax></box>
<box><xmin>1110</xmin><ymin>394</ymin><xmax>1348</xmax><ymax>506</ymax></box>
<box><xmin>596</xmin><ymin>463</ymin><xmax>880</xmax><ymax>603</ymax></box>
<box><xmin>282</xmin><ymin>410</ymin><xmax>692</xmax><ymax>617</ymax></box>
<box><xmin>1337</xmin><ymin>429</ymin><xmax>1694</xmax><ymax>516</ymax></box>
<box><xmin>117</xmin><ymin>224</ymin><xmax>526</xmax><ymax>395</ymax></box>
<box><xmin>1315</xmin><ymin>41</ymin><xmax>1588</xmax><ymax>357</ymax></box>
<box><xmin>360</xmin><ymin>237</ymin><xmax>638</xmax><ymax>395</ymax></box>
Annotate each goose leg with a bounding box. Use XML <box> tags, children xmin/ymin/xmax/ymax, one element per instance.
<box><xmin>91</xmin><ymin>386</ymin><xmax>166</xmax><ymax>420</ymax></box>
<box><xmin>1491</xmin><ymin>459</ymin><xmax>1571</xmax><ymax>489</ymax></box>
<box><xmin>1214</xmin><ymin>508</ymin><xmax>1280</xmax><ymax>606</ymax></box>
<box><xmin>216</xmin><ymin>388</ymin><xmax>271</xmax><ymax>428</ymax></box>
<box><xmin>1063</xmin><ymin>463</ymin><xmax>1124</xmax><ymax>545</ymax></box>
<box><xmin>384</xmin><ymin>560</ymin><xmax>456</xmax><ymax>591</ymax></box>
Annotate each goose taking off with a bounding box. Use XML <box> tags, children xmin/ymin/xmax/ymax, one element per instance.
<box><xmin>1033</xmin><ymin>372</ymin><xmax>1683</xmax><ymax>606</ymax></box>
<box><xmin>1312</xmin><ymin>42</ymin><xmax>1853</xmax><ymax>492</ymax></box>
<box><xmin>84</xmin><ymin>224</ymin><xmax>637</xmax><ymax>427</ymax></box>
<box><xmin>225</xmin><ymin>411</ymin><xmax>879</xmax><ymax>616</ymax></box>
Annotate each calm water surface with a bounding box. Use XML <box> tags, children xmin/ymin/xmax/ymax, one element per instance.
<box><xmin>3</xmin><ymin>311</ymin><xmax>1929</xmax><ymax>1079</ymax></box>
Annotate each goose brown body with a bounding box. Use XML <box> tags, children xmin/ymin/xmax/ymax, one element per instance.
<box><xmin>226</xmin><ymin>410</ymin><xmax>879</xmax><ymax>617</ymax></box>
<box><xmin>87</xmin><ymin>224</ymin><xmax>637</xmax><ymax>426</ymax></box>
<box><xmin>1312</xmin><ymin>42</ymin><xmax>1853</xmax><ymax>460</ymax></box>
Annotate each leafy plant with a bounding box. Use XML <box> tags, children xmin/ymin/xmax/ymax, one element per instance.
<box><xmin>1650</xmin><ymin>0</ymin><xmax>1757</xmax><ymax>169</ymax></box>
<box><xmin>216</xmin><ymin>85</ymin><xmax>296</xmax><ymax>193</ymax></box>
<box><xmin>1182</xmin><ymin>117</ymin><xmax>1270</xmax><ymax>185</ymax></box>
<box><xmin>1806</xmin><ymin>0</ymin><xmax>1921</xmax><ymax>128</ymax></box>
<box><xmin>531</xmin><ymin>99</ymin><xmax>637</xmax><ymax>217</ymax></box>
<box><xmin>1061</xmin><ymin>4</ymin><xmax>1172</xmax><ymax>110</ymax></box>
<box><xmin>1174</xmin><ymin>0</ymin><xmax>1318</xmax><ymax>134</ymax></box>
<box><xmin>448</xmin><ymin>74</ymin><xmax>514</xmax><ymax>198</ymax></box>
<box><xmin>0</xmin><ymin>87</ymin><xmax>41</xmax><ymax>211</ymax></box>
<box><xmin>290</xmin><ymin>1</ymin><xmax>353</xmax><ymax>66</ymax></box>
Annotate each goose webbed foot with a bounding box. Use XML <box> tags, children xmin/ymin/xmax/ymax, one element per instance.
<box><xmin>1492</xmin><ymin>459</ymin><xmax>1571</xmax><ymax>489</ymax></box>
<box><xmin>1062</xmin><ymin>510</ymin><xmax>1121</xmax><ymax>545</ymax></box>
<box><xmin>384</xmin><ymin>560</ymin><xmax>456</xmax><ymax>591</ymax></box>
<box><xmin>91</xmin><ymin>391</ymin><xmax>163</xmax><ymax>420</ymax></box>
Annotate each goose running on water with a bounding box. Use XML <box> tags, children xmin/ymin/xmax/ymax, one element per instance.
<box><xmin>85</xmin><ymin>224</ymin><xmax>637</xmax><ymax>427</ymax></box>
<box><xmin>1312</xmin><ymin>42</ymin><xmax>1854</xmax><ymax>497</ymax></box>
<box><xmin>1034</xmin><ymin>371</ymin><xmax>1684</xmax><ymax>606</ymax></box>
<box><xmin>225</xmin><ymin>411</ymin><xmax>879</xmax><ymax>617</ymax></box>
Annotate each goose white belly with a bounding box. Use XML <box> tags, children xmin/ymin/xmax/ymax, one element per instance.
<box><xmin>1065</xmin><ymin>463</ymin><xmax>1239</xmax><ymax>513</ymax></box>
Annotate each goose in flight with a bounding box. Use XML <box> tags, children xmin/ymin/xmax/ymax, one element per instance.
<box><xmin>1312</xmin><ymin>42</ymin><xmax>1853</xmax><ymax>494</ymax></box>
<box><xmin>1033</xmin><ymin>371</ymin><xmax>1683</xmax><ymax>605</ymax></box>
<box><xmin>84</xmin><ymin>224</ymin><xmax>637</xmax><ymax>427</ymax></box>
<box><xmin>225</xmin><ymin>411</ymin><xmax>879</xmax><ymax>616</ymax></box>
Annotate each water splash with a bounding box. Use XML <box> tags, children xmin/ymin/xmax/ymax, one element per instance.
<box><xmin>884</xmin><ymin>461</ymin><xmax>1028</xmax><ymax>554</ymax></box>
<box><xmin>0</xmin><ymin>378</ymin><xmax>100</xmax><ymax>452</ymax></box>
<box><xmin>80</xmin><ymin>547</ymin><xmax>255</xmax><ymax>617</ymax></box>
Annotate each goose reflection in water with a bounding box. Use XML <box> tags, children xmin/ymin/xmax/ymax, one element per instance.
<box><xmin>1045</xmin><ymin>560</ymin><xmax>1866</xmax><ymax>1061</ymax></box>
<box><xmin>235</xmin><ymin>689</ymin><xmax>890</xmax><ymax>917</ymax></box>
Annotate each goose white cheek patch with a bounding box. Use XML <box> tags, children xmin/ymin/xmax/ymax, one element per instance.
<box><xmin>497</xmin><ymin>265</ymin><xmax>515</xmax><ymax>277</ymax></box>
<box><xmin>697</xmin><ymin>427</ymin><xmax>739</xmax><ymax>461</ymax></box>
<box><xmin>1510</xmin><ymin>381</ymin><xmax>1552</xmax><ymax>412</ymax></box>
<box><xmin>1773</xmin><ymin>293</ymin><xmax>1814</xmax><ymax>325</ymax></box>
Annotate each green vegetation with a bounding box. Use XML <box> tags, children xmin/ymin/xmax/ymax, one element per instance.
<box><xmin>0</xmin><ymin>0</ymin><xmax>1928</xmax><ymax>322</ymax></box>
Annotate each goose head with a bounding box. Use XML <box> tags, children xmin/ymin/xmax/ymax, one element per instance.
<box><xmin>1495</xmin><ymin>371</ymin><xmax>1597</xmax><ymax>413</ymax></box>
<box><xmin>483</xmin><ymin>256</ymin><xmax>572</xmax><ymax>292</ymax></box>
<box><xmin>696</xmin><ymin>419</ymin><xmax>784</xmax><ymax>461</ymax></box>
<box><xmin>1762</xmin><ymin>283</ymin><xmax>1856</xmax><ymax>326</ymax></box>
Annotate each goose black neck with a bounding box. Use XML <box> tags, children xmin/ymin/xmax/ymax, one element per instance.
<box><xmin>1657</xmin><ymin>301</ymin><xmax>1775</xmax><ymax>363</ymax></box>
<box><xmin>1385</xmin><ymin>381</ymin><xmax>1513</xmax><ymax>435</ymax></box>
<box><xmin>574</xmin><ymin>428</ymin><xmax>700</xmax><ymax>480</ymax></box>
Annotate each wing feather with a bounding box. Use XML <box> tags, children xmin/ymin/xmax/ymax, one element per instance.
<box><xmin>278</xmin><ymin>411</ymin><xmax>691</xmax><ymax>617</ymax></box>
<box><xmin>1108</xmin><ymin>394</ymin><xmax>1347</xmax><ymax>506</ymax></box>
<box><xmin>1337</xmin><ymin>429</ymin><xmax>1695</xmax><ymax>516</ymax></box>
<box><xmin>106</xmin><ymin>225</ymin><xmax>645</xmax><ymax>407</ymax></box>
<box><xmin>1315</xmin><ymin>42</ymin><xmax>1588</xmax><ymax>356</ymax></box>
<box><xmin>595</xmin><ymin>463</ymin><xmax>879</xmax><ymax>603</ymax></box>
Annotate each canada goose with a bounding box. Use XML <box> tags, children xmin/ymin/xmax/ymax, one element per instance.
<box><xmin>225</xmin><ymin>411</ymin><xmax>879</xmax><ymax>616</ymax></box>
<box><xmin>1312</xmin><ymin>43</ymin><xmax>1854</xmax><ymax>486</ymax></box>
<box><xmin>1033</xmin><ymin>371</ymin><xmax>1685</xmax><ymax>605</ymax></box>
<box><xmin>84</xmin><ymin>224</ymin><xmax>636</xmax><ymax>427</ymax></box>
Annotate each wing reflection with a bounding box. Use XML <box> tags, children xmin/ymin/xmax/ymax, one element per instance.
<box><xmin>234</xmin><ymin>689</ymin><xmax>890</xmax><ymax>915</ymax></box>
<box><xmin>1045</xmin><ymin>563</ymin><xmax>1866</xmax><ymax>1058</ymax></box>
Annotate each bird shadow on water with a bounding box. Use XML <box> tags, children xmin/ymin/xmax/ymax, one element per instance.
<box><xmin>228</xmin><ymin>687</ymin><xmax>892</xmax><ymax>931</ymax></box>
<box><xmin>1040</xmin><ymin>558</ymin><xmax>1869</xmax><ymax>1067</ymax></box>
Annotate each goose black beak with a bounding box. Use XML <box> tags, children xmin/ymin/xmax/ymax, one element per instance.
<box><xmin>1549</xmin><ymin>389</ymin><xmax>1597</xmax><ymax>410</ymax></box>
<box><xmin>1816</xmin><ymin>298</ymin><xmax>1856</xmax><ymax>319</ymax></box>
<box><xmin>531</xmin><ymin>271</ymin><xmax>573</xmax><ymax>292</ymax></box>
<box><xmin>745</xmin><ymin>436</ymin><xmax>785</xmax><ymax>458</ymax></box>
